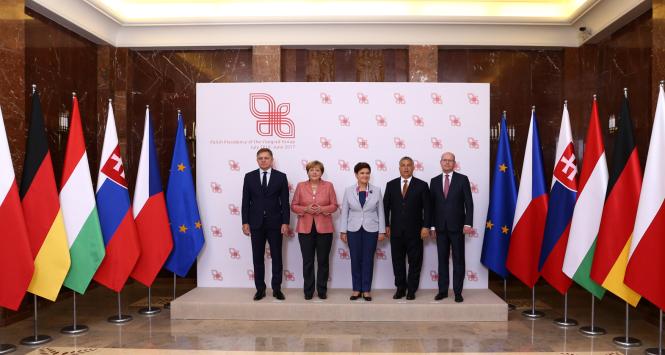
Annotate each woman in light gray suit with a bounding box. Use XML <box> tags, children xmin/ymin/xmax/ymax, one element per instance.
<box><xmin>340</xmin><ymin>162</ymin><xmax>386</xmax><ymax>301</ymax></box>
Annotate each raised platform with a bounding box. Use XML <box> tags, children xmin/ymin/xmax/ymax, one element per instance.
<box><xmin>170</xmin><ymin>288</ymin><xmax>507</xmax><ymax>322</ymax></box>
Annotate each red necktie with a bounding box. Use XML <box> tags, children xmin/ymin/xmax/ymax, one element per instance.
<box><xmin>444</xmin><ymin>174</ymin><xmax>450</xmax><ymax>198</ymax></box>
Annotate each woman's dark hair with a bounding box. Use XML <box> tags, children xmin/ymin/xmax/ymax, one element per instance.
<box><xmin>354</xmin><ymin>162</ymin><xmax>371</xmax><ymax>174</ymax></box>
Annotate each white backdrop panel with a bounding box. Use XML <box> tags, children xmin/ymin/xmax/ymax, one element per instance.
<box><xmin>196</xmin><ymin>82</ymin><xmax>489</xmax><ymax>289</ymax></box>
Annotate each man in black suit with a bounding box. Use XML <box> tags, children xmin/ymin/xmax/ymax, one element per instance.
<box><xmin>242</xmin><ymin>148</ymin><xmax>290</xmax><ymax>301</ymax></box>
<box><xmin>430</xmin><ymin>152</ymin><xmax>473</xmax><ymax>303</ymax></box>
<box><xmin>384</xmin><ymin>157</ymin><xmax>431</xmax><ymax>300</ymax></box>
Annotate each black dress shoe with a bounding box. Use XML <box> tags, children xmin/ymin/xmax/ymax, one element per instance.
<box><xmin>454</xmin><ymin>294</ymin><xmax>464</xmax><ymax>303</ymax></box>
<box><xmin>434</xmin><ymin>292</ymin><xmax>447</xmax><ymax>301</ymax></box>
<box><xmin>406</xmin><ymin>292</ymin><xmax>416</xmax><ymax>300</ymax></box>
<box><xmin>350</xmin><ymin>294</ymin><xmax>360</xmax><ymax>300</ymax></box>
<box><xmin>273</xmin><ymin>290</ymin><xmax>285</xmax><ymax>300</ymax></box>
<box><xmin>362</xmin><ymin>294</ymin><xmax>372</xmax><ymax>301</ymax></box>
<box><xmin>253</xmin><ymin>289</ymin><xmax>266</xmax><ymax>301</ymax></box>
<box><xmin>393</xmin><ymin>289</ymin><xmax>406</xmax><ymax>299</ymax></box>
<box><xmin>318</xmin><ymin>293</ymin><xmax>327</xmax><ymax>300</ymax></box>
<box><xmin>304</xmin><ymin>294</ymin><xmax>313</xmax><ymax>300</ymax></box>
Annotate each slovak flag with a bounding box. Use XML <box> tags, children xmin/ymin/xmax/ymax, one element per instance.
<box><xmin>130</xmin><ymin>107</ymin><xmax>173</xmax><ymax>287</ymax></box>
<box><xmin>93</xmin><ymin>101</ymin><xmax>141</xmax><ymax>292</ymax></box>
<box><xmin>506</xmin><ymin>108</ymin><xmax>549</xmax><ymax>288</ymax></box>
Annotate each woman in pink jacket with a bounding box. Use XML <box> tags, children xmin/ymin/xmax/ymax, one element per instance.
<box><xmin>291</xmin><ymin>160</ymin><xmax>338</xmax><ymax>300</ymax></box>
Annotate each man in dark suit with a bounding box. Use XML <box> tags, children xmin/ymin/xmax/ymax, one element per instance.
<box><xmin>430</xmin><ymin>152</ymin><xmax>473</xmax><ymax>303</ymax></box>
<box><xmin>384</xmin><ymin>157</ymin><xmax>431</xmax><ymax>300</ymax></box>
<box><xmin>242</xmin><ymin>148</ymin><xmax>290</xmax><ymax>301</ymax></box>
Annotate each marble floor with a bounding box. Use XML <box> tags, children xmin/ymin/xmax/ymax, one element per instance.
<box><xmin>1</xmin><ymin>279</ymin><xmax>663</xmax><ymax>355</ymax></box>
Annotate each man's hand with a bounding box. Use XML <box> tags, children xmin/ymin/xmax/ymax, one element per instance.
<box><xmin>463</xmin><ymin>225</ymin><xmax>474</xmax><ymax>235</ymax></box>
<box><xmin>385</xmin><ymin>226</ymin><xmax>391</xmax><ymax>238</ymax></box>
<box><xmin>340</xmin><ymin>232</ymin><xmax>348</xmax><ymax>243</ymax></box>
<box><xmin>242</xmin><ymin>224</ymin><xmax>251</xmax><ymax>236</ymax></box>
<box><xmin>420</xmin><ymin>227</ymin><xmax>429</xmax><ymax>240</ymax></box>
<box><xmin>281</xmin><ymin>224</ymin><xmax>290</xmax><ymax>236</ymax></box>
<box><xmin>378</xmin><ymin>233</ymin><xmax>386</xmax><ymax>241</ymax></box>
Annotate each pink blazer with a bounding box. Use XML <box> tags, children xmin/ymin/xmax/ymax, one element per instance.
<box><xmin>291</xmin><ymin>180</ymin><xmax>338</xmax><ymax>234</ymax></box>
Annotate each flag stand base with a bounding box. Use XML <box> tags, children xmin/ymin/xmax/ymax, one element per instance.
<box><xmin>553</xmin><ymin>317</ymin><xmax>578</xmax><ymax>327</ymax></box>
<box><xmin>138</xmin><ymin>287</ymin><xmax>161</xmax><ymax>316</ymax></box>
<box><xmin>60</xmin><ymin>325</ymin><xmax>88</xmax><ymax>335</ymax></box>
<box><xmin>0</xmin><ymin>344</ymin><xmax>16</xmax><ymax>354</ymax></box>
<box><xmin>613</xmin><ymin>336</ymin><xmax>642</xmax><ymax>347</ymax></box>
<box><xmin>645</xmin><ymin>348</ymin><xmax>664</xmax><ymax>355</ymax></box>
<box><xmin>108</xmin><ymin>291</ymin><xmax>132</xmax><ymax>324</ymax></box>
<box><xmin>579</xmin><ymin>326</ymin><xmax>606</xmax><ymax>336</ymax></box>
<box><xmin>522</xmin><ymin>310</ymin><xmax>545</xmax><ymax>319</ymax></box>
<box><xmin>20</xmin><ymin>335</ymin><xmax>51</xmax><ymax>346</ymax></box>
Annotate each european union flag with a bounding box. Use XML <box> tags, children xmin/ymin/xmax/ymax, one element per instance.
<box><xmin>480</xmin><ymin>114</ymin><xmax>518</xmax><ymax>278</ymax></box>
<box><xmin>164</xmin><ymin>112</ymin><xmax>205</xmax><ymax>277</ymax></box>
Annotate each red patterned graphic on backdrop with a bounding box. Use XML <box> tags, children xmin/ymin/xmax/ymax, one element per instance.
<box><xmin>467</xmin><ymin>137</ymin><xmax>480</xmax><ymax>149</ymax></box>
<box><xmin>412</xmin><ymin>115</ymin><xmax>424</xmax><ymax>127</ymax></box>
<box><xmin>357</xmin><ymin>92</ymin><xmax>369</xmax><ymax>104</ymax></box>
<box><xmin>210</xmin><ymin>226</ymin><xmax>222</xmax><ymax>238</ymax></box>
<box><xmin>454</xmin><ymin>161</ymin><xmax>461</xmax><ymax>171</ymax></box>
<box><xmin>320</xmin><ymin>92</ymin><xmax>332</xmax><ymax>104</ymax></box>
<box><xmin>338</xmin><ymin>160</ymin><xmax>350</xmax><ymax>171</ymax></box>
<box><xmin>394</xmin><ymin>93</ymin><xmax>406</xmax><ymax>104</ymax></box>
<box><xmin>414</xmin><ymin>160</ymin><xmax>424</xmax><ymax>171</ymax></box>
<box><xmin>320</xmin><ymin>137</ymin><xmax>332</xmax><ymax>149</ymax></box>
<box><xmin>228</xmin><ymin>160</ymin><xmax>240</xmax><ymax>171</ymax></box>
<box><xmin>430</xmin><ymin>270</ymin><xmax>439</xmax><ymax>282</ymax></box>
<box><xmin>431</xmin><ymin>137</ymin><xmax>443</xmax><ymax>149</ymax></box>
<box><xmin>375</xmin><ymin>160</ymin><xmax>387</xmax><ymax>171</ymax></box>
<box><xmin>229</xmin><ymin>248</ymin><xmax>241</xmax><ymax>259</ymax></box>
<box><xmin>467</xmin><ymin>270</ymin><xmax>479</xmax><ymax>282</ymax></box>
<box><xmin>301</xmin><ymin>159</ymin><xmax>309</xmax><ymax>169</ymax></box>
<box><xmin>249</xmin><ymin>93</ymin><xmax>295</xmax><ymax>138</ymax></box>
<box><xmin>338</xmin><ymin>115</ymin><xmax>350</xmax><ymax>126</ymax></box>
<box><xmin>467</xmin><ymin>93</ymin><xmax>480</xmax><ymax>105</ymax></box>
<box><xmin>211</xmin><ymin>269</ymin><xmax>223</xmax><ymax>281</ymax></box>
<box><xmin>284</xmin><ymin>270</ymin><xmax>296</xmax><ymax>282</ymax></box>
<box><xmin>375</xmin><ymin>248</ymin><xmax>387</xmax><ymax>260</ymax></box>
<box><xmin>228</xmin><ymin>204</ymin><xmax>240</xmax><ymax>215</ymax></box>
<box><xmin>210</xmin><ymin>182</ymin><xmax>222</xmax><ymax>194</ymax></box>
<box><xmin>338</xmin><ymin>248</ymin><xmax>350</xmax><ymax>260</ymax></box>
<box><xmin>357</xmin><ymin>137</ymin><xmax>368</xmax><ymax>149</ymax></box>
<box><xmin>247</xmin><ymin>269</ymin><xmax>255</xmax><ymax>281</ymax></box>
<box><xmin>394</xmin><ymin>137</ymin><xmax>406</xmax><ymax>149</ymax></box>
<box><xmin>449</xmin><ymin>115</ymin><xmax>461</xmax><ymax>127</ymax></box>
<box><xmin>375</xmin><ymin>114</ymin><xmax>387</xmax><ymax>127</ymax></box>
<box><xmin>431</xmin><ymin>92</ymin><xmax>443</xmax><ymax>104</ymax></box>
<box><xmin>471</xmin><ymin>182</ymin><xmax>479</xmax><ymax>194</ymax></box>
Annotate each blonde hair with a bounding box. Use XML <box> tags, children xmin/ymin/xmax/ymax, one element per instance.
<box><xmin>306</xmin><ymin>160</ymin><xmax>325</xmax><ymax>174</ymax></box>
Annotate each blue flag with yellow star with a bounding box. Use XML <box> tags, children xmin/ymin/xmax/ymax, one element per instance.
<box><xmin>164</xmin><ymin>112</ymin><xmax>205</xmax><ymax>277</ymax></box>
<box><xmin>481</xmin><ymin>114</ymin><xmax>518</xmax><ymax>278</ymax></box>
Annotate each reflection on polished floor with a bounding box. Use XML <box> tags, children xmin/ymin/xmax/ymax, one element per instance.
<box><xmin>2</xmin><ymin>278</ymin><xmax>662</xmax><ymax>354</ymax></box>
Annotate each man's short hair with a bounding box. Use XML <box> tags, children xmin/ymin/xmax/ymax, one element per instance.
<box><xmin>399</xmin><ymin>156</ymin><xmax>414</xmax><ymax>164</ymax></box>
<box><xmin>256</xmin><ymin>148</ymin><xmax>273</xmax><ymax>157</ymax></box>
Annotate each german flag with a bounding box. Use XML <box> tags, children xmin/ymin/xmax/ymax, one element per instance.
<box><xmin>20</xmin><ymin>90</ymin><xmax>70</xmax><ymax>301</ymax></box>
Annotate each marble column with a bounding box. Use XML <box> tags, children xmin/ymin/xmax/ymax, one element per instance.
<box><xmin>252</xmin><ymin>46</ymin><xmax>281</xmax><ymax>82</ymax></box>
<box><xmin>408</xmin><ymin>45</ymin><xmax>437</xmax><ymax>82</ymax></box>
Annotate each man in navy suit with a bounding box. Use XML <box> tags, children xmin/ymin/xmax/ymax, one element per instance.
<box><xmin>430</xmin><ymin>152</ymin><xmax>473</xmax><ymax>303</ymax></box>
<box><xmin>242</xmin><ymin>148</ymin><xmax>290</xmax><ymax>301</ymax></box>
<box><xmin>383</xmin><ymin>157</ymin><xmax>431</xmax><ymax>300</ymax></box>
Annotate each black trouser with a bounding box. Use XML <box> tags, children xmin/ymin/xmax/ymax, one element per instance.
<box><xmin>390</xmin><ymin>229</ymin><xmax>423</xmax><ymax>293</ymax></box>
<box><xmin>298</xmin><ymin>221</ymin><xmax>333</xmax><ymax>296</ymax></box>
<box><xmin>251</xmin><ymin>222</ymin><xmax>282</xmax><ymax>291</ymax></box>
<box><xmin>436</xmin><ymin>230</ymin><xmax>465</xmax><ymax>295</ymax></box>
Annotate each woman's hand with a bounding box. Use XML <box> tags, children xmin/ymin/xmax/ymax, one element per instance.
<box><xmin>378</xmin><ymin>233</ymin><xmax>386</xmax><ymax>241</ymax></box>
<box><xmin>340</xmin><ymin>233</ymin><xmax>348</xmax><ymax>243</ymax></box>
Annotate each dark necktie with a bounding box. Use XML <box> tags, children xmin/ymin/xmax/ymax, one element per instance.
<box><xmin>444</xmin><ymin>174</ymin><xmax>450</xmax><ymax>198</ymax></box>
<box><xmin>262</xmin><ymin>171</ymin><xmax>268</xmax><ymax>191</ymax></box>
<box><xmin>402</xmin><ymin>179</ymin><xmax>408</xmax><ymax>197</ymax></box>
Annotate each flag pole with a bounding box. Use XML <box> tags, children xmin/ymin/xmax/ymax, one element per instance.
<box><xmin>108</xmin><ymin>291</ymin><xmax>132</xmax><ymax>323</ymax></box>
<box><xmin>612</xmin><ymin>302</ymin><xmax>641</xmax><ymax>347</ymax></box>
<box><xmin>164</xmin><ymin>272</ymin><xmax>176</xmax><ymax>310</ymax></box>
<box><xmin>521</xmin><ymin>286</ymin><xmax>544</xmax><ymax>318</ymax></box>
<box><xmin>579</xmin><ymin>294</ymin><xmax>606</xmax><ymax>335</ymax></box>
<box><xmin>553</xmin><ymin>291</ymin><xmax>578</xmax><ymax>327</ymax></box>
<box><xmin>503</xmin><ymin>278</ymin><xmax>515</xmax><ymax>311</ymax></box>
<box><xmin>20</xmin><ymin>294</ymin><xmax>51</xmax><ymax>345</ymax></box>
<box><xmin>138</xmin><ymin>287</ymin><xmax>160</xmax><ymax>315</ymax></box>
<box><xmin>645</xmin><ymin>309</ymin><xmax>664</xmax><ymax>355</ymax></box>
<box><xmin>60</xmin><ymin>291</ymin><xmax>89</xmax><ymax>334</ymax></box>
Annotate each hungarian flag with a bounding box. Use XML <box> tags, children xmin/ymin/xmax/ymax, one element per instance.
<box><xmin>164</xmin><ymin>112</ymin><xmax>205</xmax><ymax>277</ymax></box>
<box><xmin>0</xmin><ymin>106</ymin><xmax>34</xmax><ymax>310</ymax></box>
<box><xmin>94</xmin><ymin>101</ymin><xmax>140</xmax><ymax>292</ymax></box>
<box><xmin>480</xmin><ymin>113</ymin><xmax>517</xmax><ymax>279</ymax></box>
<box><xmin>21</xmin><ymin>92</ymin><xmax>70</xmax><ymax>301</ymax></box>
<box><xmin>505</xmin><ymin>109</ymin><xmax>548</xmax><ymax>287</ymax></box>
<box><xmin>131</xmin><ymin>107</ymin><xmax>173</xmax><ymax>286</ymax></box>
<box><xmin>562</xmin><ymin>97</ymin><xmax>607</xmax><ymax>299</ymax></box>
<box><xmin>538</xmin><ymin>103</ymin><xmax>576</xmax><ymax>294</ymax></box>
<box><xmin>60</xmin><ymin>96</ymin><xmax>106</xmax><ymax>294</ymax></box>
<box><xmin>590</xmin><ymin>93</ymin><xmax>641</xmax><ymax>306</ymax></box>
<box><xmin>625</xmin><ymin>84</ymin><xmax>665</xmax><ymax>310</ymax></box>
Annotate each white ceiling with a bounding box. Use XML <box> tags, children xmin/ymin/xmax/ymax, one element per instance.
<box><xmin>26</xmin><ymin>0</ymin><xmax>651</xmax><ymax>48</ymax></box>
